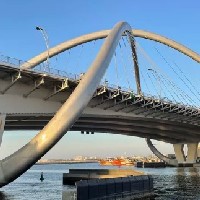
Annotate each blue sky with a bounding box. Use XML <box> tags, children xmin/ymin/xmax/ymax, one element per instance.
<box><xmin>0</xmin><ymin>1</ymin><xmax>200</xmax><ymax>159</ymax></box>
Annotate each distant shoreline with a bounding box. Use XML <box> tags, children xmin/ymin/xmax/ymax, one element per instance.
<box><xmin>36</xmin><ymin>160</ymin><xmax>98</xmax><ymax>165</ymax></box>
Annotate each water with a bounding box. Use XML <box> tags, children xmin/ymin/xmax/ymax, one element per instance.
<box><xmin>139</xmin><ymin>167</ymin><xmax>200</xmax><ymax>200</ymax></box>
<box><xmin>1</xmin><ymin>163</ymin><xmax>200</xmax><ymax>199</ymax></box>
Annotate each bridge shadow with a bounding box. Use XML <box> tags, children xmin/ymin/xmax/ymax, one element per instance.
<box><xmin>0</xmin><ymin>191</ymin><xmax>9</xmax><ymax>200</ymax></box>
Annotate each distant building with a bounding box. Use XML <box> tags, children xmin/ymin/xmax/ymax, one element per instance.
<box><xmin>74</xmin><ymin>156</ymin><xmax>85</xmax><ymax>161</ymax></box>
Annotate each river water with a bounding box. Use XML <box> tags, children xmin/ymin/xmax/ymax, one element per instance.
<box><xmin>1</xmin><ymin>163</ymin><xmax>200</xmax><ymax>199</ymax></box>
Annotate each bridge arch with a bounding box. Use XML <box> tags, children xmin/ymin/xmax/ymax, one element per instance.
<box><xmin>21</xmin><ymin>27</ymin><xmax>200</xmax><ymax>96</ymax></box>
<box><xmin>0</xmin><ymin>21</ymin><xmax>135</xmax><ymax>187</ymax></box>
<box><xmin>21</xmin><ymin>29</ymin><xmax>200</xmax><ymax>70</ymax></box>
<box><xmin>146</xmin><ymin>138</ymin><xmax>178</xmax><ymax>166</ymax></box>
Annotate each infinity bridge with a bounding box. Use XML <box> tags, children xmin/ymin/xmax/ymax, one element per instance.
<box><xmin>0</xmin><ymin>21</ymin><xmax>200</xmax><ymax>186</ymax></box>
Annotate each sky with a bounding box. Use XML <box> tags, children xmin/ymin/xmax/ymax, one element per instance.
<box><xmin>0</xmin><ymin>0</ymin><xmax>200</xmax><ymax>159</ymax></box>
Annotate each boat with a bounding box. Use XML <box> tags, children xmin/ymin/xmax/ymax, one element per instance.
<box><xmin>99</xmin><ymin>158</ymin><xmax>134</xmax><ymax>166</ymax></box>
<box><xmin>111</xmin><ymin>158</ymin><xmax>122</xmax><ymax>166</ymax></box>
<box><xmin>99</xmin><ymin>159</ymin><xmax>113</xmax><ymax>166</ymax></box>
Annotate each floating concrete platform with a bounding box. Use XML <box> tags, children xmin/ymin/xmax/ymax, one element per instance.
<box><xmin>63</xmin><ymin>169</ymin><xmax>144</xmax><ymax>185</ymax></box>
<box><xmin>62</xmin><ymin>169</ymin><xmax>154</xmax><ymax>200</ymax></box>
<box><xmin>178</xmin><ymin>163</ymin><xmax>200</xmax><ymax>167</ymax></box>
<box><xmin>144</xmin><ymin>162</ymin><xmax>166</xmax><ymax>168</ymax></box>
<box><xmin>193</xmin><ymin>163</ymin><xmax>200</xmax><ymax>167</ymax></box>
<box><xmin>76</xmin><ymin>175</ymin><xmax>153</xmax><ymax>200</ymax></box>
<box><xmin>136</xmin><ymin>162</ymin><xmax>200</xmax><ymax>168</ymax></box>
<box><xmin>136</xmin><ymin>162</ymin><xmax>166</xmax><ymax>168</ymax></box>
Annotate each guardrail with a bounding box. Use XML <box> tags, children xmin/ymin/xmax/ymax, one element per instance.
<box><xmin>0</xmin><ymin>54</ymin><xmax>78</xmax><ymax>81</ymax></box>
<box><xmin>0</xmin><ymin>54</ymin><xmax>199</xmax><ymax>113</ymax></box>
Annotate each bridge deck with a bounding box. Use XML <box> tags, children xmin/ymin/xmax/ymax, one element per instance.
<box><xmin>0</xmin><ymin>61</ymin><xmax>200</xmax><ymax>143</ymax></box>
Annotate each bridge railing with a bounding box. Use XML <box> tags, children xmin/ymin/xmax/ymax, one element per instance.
<box><xmin>105</xmin><ymin>83</ymin><xmax>180</xmax><ymax>106</ymax></box>
<box><xmin>0</xmin><ymin>54</ymin><xmax>199</xmax><ymax>112</ymax></box>
<box><xmin>31</xmin><ymin>64</ymin><xmax>78</xmax><ymax>81</ymax></box>
<box><xmin>0</xmin><ymin>54</ymin><xmax>78</xmax><ymax>81</ymax></box>
<box><xmin>0</xmin><ymin>54</ymin><xmax>24</xmax><ymax>67</ymax></box>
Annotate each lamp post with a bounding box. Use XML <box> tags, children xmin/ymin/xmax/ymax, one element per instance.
<box><xmin>148</xmin><ymin>68</ymin><xmax>161</xmax><ymax>99</ymax></box>
<box><xmin>36</xmin><ymin>26</ymin><xmax>50</xmax><ymax>71</ymax></box>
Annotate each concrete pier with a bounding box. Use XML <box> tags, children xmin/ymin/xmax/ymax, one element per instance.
<box><xmin>173</xmin><ymin>143</ymin><xmax>186</xmax><ymax>164</ymax></box>
<box><xmin>63</xmin><ymin>169</ymin><xmax>144</xmax><ymax>185</ymax></box>
<box><xmin>62</xmin><ymin>169</ymin><xmax>153</xmax><ymax>200</ymax></box>
<box><xmin>173</xmin><ymin>143</ymin><xmax>199</xmax><ymax>167</ymax></box>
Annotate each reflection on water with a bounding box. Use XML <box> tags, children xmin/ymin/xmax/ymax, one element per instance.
<box><xmin>151</xmin><ymin>167</ymin><xmax>200</xmax><ymax>200</ymax></box>
<box><xmin>0</xmin><ymin>191</ymin><xmax>9</xmax><ymax>200</ymax></box>
<box><xmin>1</xmin><ymin>163</ymin><xmax>200</xmax><ymax>199</ymax></box>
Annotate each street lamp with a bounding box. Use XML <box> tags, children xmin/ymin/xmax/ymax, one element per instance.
<box><xmin>36</xmin><ymin>26</ymin><xmax>50</xmax><ymax>71</ymax></box>
<box><xmin>148</xmin><ymin>68</ymin><xmax>161</xmax><ymax>99</ymax></box>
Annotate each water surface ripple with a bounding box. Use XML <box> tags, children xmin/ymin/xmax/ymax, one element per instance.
<box><xmin>1</xmin><ymin>163</ymin><xmax>200</xmax><ymax>199</ymax></box>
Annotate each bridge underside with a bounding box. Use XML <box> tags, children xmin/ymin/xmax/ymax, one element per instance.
<box><xmin>4</xmin><ymin>114</ymin><xmax>200</xmax><ymax>144</ymax></box>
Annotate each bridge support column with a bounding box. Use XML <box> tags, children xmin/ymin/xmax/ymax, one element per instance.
<box><xmin>186</xmin><ymin>143</ymin><xmax>198</xmax><ymax>164</ymax></box>
<box><xmin>198</xmin><ymin>144</ymin><xmax>200</xmax><ymax>158</ymax></box>
<box><xmin>0</xmin><ymin>115</ymin><xmax>5</xmax><ymax>147</ymax></box>
<box><xmin>173</xmin><ymin>143</ymin><xmax>186</xmax><ymax>164</ymax></box>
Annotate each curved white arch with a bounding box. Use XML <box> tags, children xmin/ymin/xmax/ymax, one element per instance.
<box><xmin>146</xmin><ymin>138</ymin><xmax>178</xmax><ymax>166</ymax></box>
<box><xmin>0</xmin><ymin>22</ymin><xmax>133</xmax><ymax>187</ymax></box>
<box><xmin>21</xmin><ymin>29</ymin><xmax>200</xmax><ymax>70</ymax></box>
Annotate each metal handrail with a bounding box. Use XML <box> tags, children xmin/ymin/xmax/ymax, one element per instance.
<box><xmin>0</xmin><ymin>53</ymin><xmax>199</xmax><ymax>112</ymax></box>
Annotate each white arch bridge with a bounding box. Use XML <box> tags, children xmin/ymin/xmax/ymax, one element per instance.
<box><xmin>0</xmin><ymin>21</ymin><xmax>200</xmax><ymax>187</ymax></box>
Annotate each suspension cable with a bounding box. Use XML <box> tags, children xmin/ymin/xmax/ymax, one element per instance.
<box><xmin>173</xmin><ymin>61</ymin><xmax>200</xmax><ymax>99</ymax></box>
<box><xmin>114</xmin><ymin>52</ymin><xmax>120</xmax><ymax>87</ymax></box>
<box><xmin>119</xmin><ymin>38</ymin><xmax>132</xmax><ymax>91</ymax></box>
<box><xmin>154</xmin><ymin>46</ymin><xmax>199</xmax><ymax>106</ymax></box>
<box><xmin>76</xmin><ymin>44</ymin><xmax>84</xmax><ymax>73</ymax></box>
<box><xmin>140</xmin><ymin>70</ymin><xmax>151</xmax><ymax>95</ymax></box>
<box><xmin>135</xmin><ymin>40</ymin><xmax>196</xmax><ymax>106</ymax></box>
<box><xmin>124</xmin><ymin>37</ymin><xmax>138</xmax><ymax>91</ymax></box>
<box><xmin>135</xmin><ymin>41</ymin><xmax>185</xmax><ymax>104</ymax></box>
